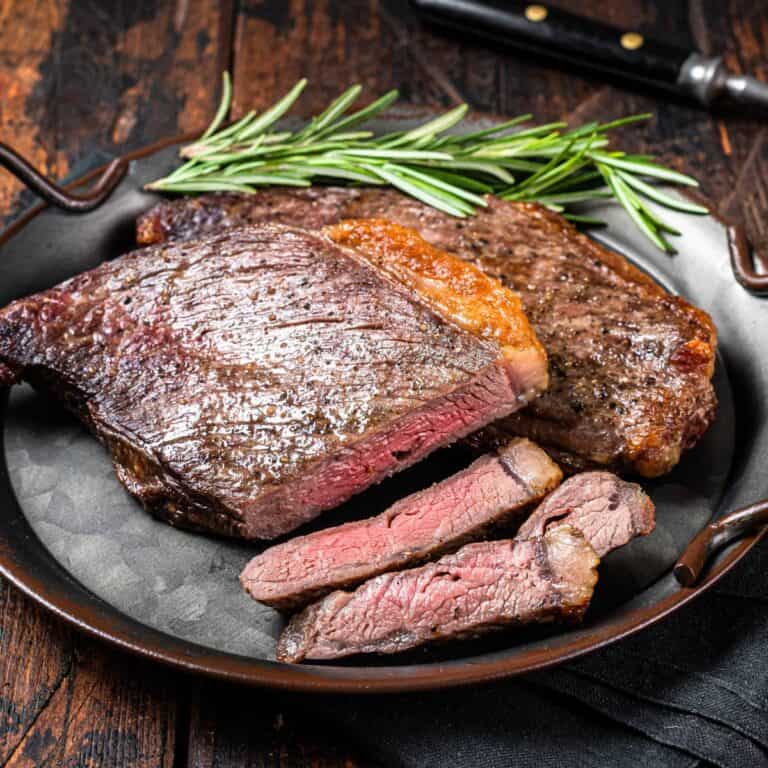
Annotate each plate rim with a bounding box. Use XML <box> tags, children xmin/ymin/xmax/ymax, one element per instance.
<box><xmin>0</xmin><ymin>132</ymin><xmax>764</xmax><ymax>694</ymax></box>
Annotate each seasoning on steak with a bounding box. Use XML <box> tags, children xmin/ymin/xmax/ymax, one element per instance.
<box><xmin>241</xmin><ymin>438</ymin><xmax>562</xmax><ymax>611</ymax></box>
<box><xmin>324</xmin><ymin>219</ymin><xmax>547</xmax><ymax>388</ymax></box>
<box><xmin>516</xmin><ymin>472</ymin><xmax>655</xmax><ymax>557</ymax></box>
<box><xmin>138</xmin><ymin>188</ymin><xmax>718</xmax><ymax>477</ymax></box>
<box><xmin>0</xmin><ymin>224</ymin><xmax>547</xmax><ymax>540</ymax></box>
<box><xmin>276</xmin><ymin>525</ymin><xmax>599</xmax><ymax>662</ymax></box>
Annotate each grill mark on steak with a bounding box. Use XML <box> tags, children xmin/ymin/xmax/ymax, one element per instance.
<box><xmin>0</xmin><ymin>224</ymin><xmax>545</xmax><ymax>540</ymax></box>
<box><xmin>137</xmin><ymin>188</ymin><xmax>718</xmax><ymax>477</ymax></box>
<box><xmin>276</xmin><ymin>525</ymin><xmax>599</xmax><ymax>662</ymax></box>
<box><xmin>515</xmin><ymin>471</ymin><xmax>655</xmax><ymax>557</ymax></box>
<box><xmin>240</xmin><ymin>438</ymin><xmax>562</xmax><ymax>610</ymax></box>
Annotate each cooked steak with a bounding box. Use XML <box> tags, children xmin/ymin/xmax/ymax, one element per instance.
<box><xmin>325</xmin><ymin>219</ymin><xmax>547</xmax><ymax>382</ymax></box>
<box><xmin>138</xmin><ymin>188</ymin><xmax>718</xmax><ymax>477</ymax></box>
<box><xmin>241</xmin><ymin>438</ymin><xmax>562</xmax><ymax>610</ymax></box>
<box><xmin>516</xmin><ymin>472</ymin><xmax>655</xmax><ymax>556</ymax></box>
<box><xmin>276</xmin><ymin>525</ymin><xmax>599</xmax><ymax>662</ymax></box>
<box><xmin>0</xmin><ymin>225</ymin><xmax>546</xmax><ymax>539</ymax></box>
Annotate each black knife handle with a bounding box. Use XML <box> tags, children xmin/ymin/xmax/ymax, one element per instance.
<box><xmin>411</xmin><ymin>0</ymin><xmax>691</xmax><ymax>90</ymax></box>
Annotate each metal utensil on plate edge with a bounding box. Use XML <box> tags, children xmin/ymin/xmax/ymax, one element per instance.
<box><xmin>410</xmin><ymin>0</ymin><xmax>768</xmax><ymax>112</ymax></box>
<box><xmin>674</xmin><ymin>499</ymin><xmax>768</xmax><ymax>587</ymax></box>
<box><xmin>0</xmin><ymin>142</ymin><xmax>127</xmax><ymax>213</ymax></box>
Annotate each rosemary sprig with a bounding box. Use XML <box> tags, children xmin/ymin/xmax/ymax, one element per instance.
<box><xmin>148</xmin><ymin>73</ymin><xmax>708</xmax><ymax>251</ymax></box>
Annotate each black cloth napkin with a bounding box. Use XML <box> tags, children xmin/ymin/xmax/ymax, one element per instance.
<box><xmin>314</xmin><ymin>537</ymin><xmax>768</xmax><ymax>768</ymax></box>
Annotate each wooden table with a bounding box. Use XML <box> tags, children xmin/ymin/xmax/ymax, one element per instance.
<box><xmin>0</xmin><ymin>1</ymin><xmax>765</xmax><ymax>765</ymax></box>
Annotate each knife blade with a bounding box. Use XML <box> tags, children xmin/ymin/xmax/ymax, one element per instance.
<box><xmin>410</xmin><ymin>0</ymin><xmax>768</xmax><ymax>111</ymax></box>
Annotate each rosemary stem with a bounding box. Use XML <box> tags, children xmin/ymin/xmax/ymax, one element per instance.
<box><xmin>149</xmin><ymin>76</ymin><xmax>705</xmax><ymax>252</ymax></box>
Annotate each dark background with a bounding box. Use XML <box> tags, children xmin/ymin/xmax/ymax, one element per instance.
<box><xmin>0</xmin><ymin>1</ymin><xmax>766</xmax><ymax>765</ymax></box>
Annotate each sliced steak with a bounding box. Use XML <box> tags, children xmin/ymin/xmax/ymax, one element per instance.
<box><xmin>516</xmin><ymin>472</ymin><xmax>655</xmax><ymax>556</ymax></box>
<box><xmin>277</xmin><ymin>525</ymin><xmax>599</xmax><ymax>662</ymax></box>
<box><xmin>0</xmin><ymin>224</ymin><xmax>546</xmax><ymax>540</ymax></box>
<box><xmin>138</xmin><ymin>188</ymin><xmax>717</xmax><ymax>477</ymax></box>
<box><xmin>241</xmin><ymin>438</ymin><xmax>562</xmax><ymax>610</ymax></box>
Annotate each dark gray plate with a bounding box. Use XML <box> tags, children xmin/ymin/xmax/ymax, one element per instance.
<box><xmin>0</xmin><ymin>125</ymin><xmax>766</xmax><ymax>692</ymax></box>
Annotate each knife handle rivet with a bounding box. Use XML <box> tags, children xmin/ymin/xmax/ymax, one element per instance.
<box><xmin>524</xmin><ymin>4</ymin><xmax>548</xmax><ymax>22</ymax></box>
<box><xmin>620</xmin><ymin>32</ymin><xmax>644</xmax><ymax>50</ymax></box>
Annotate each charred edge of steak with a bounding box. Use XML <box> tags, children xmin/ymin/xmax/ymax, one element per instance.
<box><xmin>276</xmin><ymin>526</ymin><xmax>599</xmax><ymax>663</ymax></box>
<box><xmin>136</xmin><ymin>210</ymin><xmax>165</xmax><ymax>246</ymax></box>
<box><xmin>104</xmin><ymin>432</ymin><xmax>248</xmax><ymax>537</ymax></box>
<box><xmin>136</xmin><ymin>195</ymin><xmax>237</xmax><ymax>246</ymax></box>
<box><xmin>240</xmin><ymin>438</ymin><xmax>563</xmax><ymax>611</ymax></box>
<box><xmin>516</xmin><ymin>471</ymin><xmax>655</xmax><ymax>557</ymax></box>
<box><xmin>22</xmin><ymin>367</ymin><xmax>248</xmax><ymax>537</ymax></box>
<box><xmin>322</xmin><ymin>218</ymin><xmax>548</xmax><ymax>393</ymax></box>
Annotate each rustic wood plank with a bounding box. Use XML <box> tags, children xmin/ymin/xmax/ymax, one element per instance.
<box><xmin>0</xmin><ymin>0</ymin><xmax>68</xmax><ymax>219</ymax></box>
<box><xmin>185</xmin><ymin>682</ymin><xmax>362</xmax><ymax>768</ymax></box>
<box><xmin>230</xmin><ymin>0</ymin><xmax>690</xmax><ymax>115</ymax></box>
<box><xmin>0</xmin><ymin>0</ymin><xmax>235</xmax><ymax>224</ymax></box>
<box><xmin>0</xmin><ymin>580</ymin><xmax>176</xmax><ymax>768</ymax></box>
<box><xmin>691</xmin><ymin>0</ymin><xmax>768</xmax><ymax>266</ymax></box>
<box><xmin>0</xmin><ymin>580</ymin><xmax>72</xmax><ymax>764</ymax></box>
<box><xmin>2</xmin><ymin>2</ymin><xmax>767</xmax><ymax>767</ymax></box>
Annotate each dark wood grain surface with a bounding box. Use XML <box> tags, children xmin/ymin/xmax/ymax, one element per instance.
<box><xmin>0</xmin><ymin>1</ymin><xmax>766</xmax><ymax>765</ymax></box>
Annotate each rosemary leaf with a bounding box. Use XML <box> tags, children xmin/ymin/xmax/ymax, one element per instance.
<box><xmin>336</xmin><ymin>148</ymin><xmax>454</xmax><ymax>161</ymax></box>
<box><xmin>617</xmin><ymin>172</ymin><xmax>708</xmax><ymax>214</ymax></box>
<box><xmin>384</xmin><ymin>105</ymin><xmax>469</xmax><ymax>147</ymax></box>
<box><xmin>564</xmin><ymin>214</ymin><xmax>607</xmax><ymax>226</ymax></box>
<box><xmin>532</xmin><ymin>189</ymin><xmax>613</xmax><ymax>206</ymax></box>
<box><xmin>366</xmin><ymin>164</ymin><xmax>472</xmax><ymax>217</ymax></box>
<box><xmin>295</xmin><ymin>84</ymin><xmax>363</xmax><ymax>140</ymax></box>
<box><xmin>200</xmin><ymin>73</ymin><xmax>232</xmax><ymax>141</ymax></box>
<box><xmin>394</xmin><ymin>165</ymin><xmax>488</xmax><ymax>207</ymax></box>
<box><xmin>149</xmin><ymin>180</ymin><xmax>257</xmax><ymax>193</ymax></box>
<box><xmin>602</xmin><ymin>167</ymin><xmax>673</xmax><ymax>252</ymax></box>
<box><xmin>238</xmin><ymin>79</ymin><xmax>308</xmax><ymax>141</ymax></box>
<box><xmin>592</xmin><ymin>152</ymin><xmax>699</xmax><ymax>186</ymax></box>
<box><xmin>149</xmin><ymin>76</ymin><xmax>707</xmax><ymax>252</ymax></box>
<box><xmin>419</xmin><ymin>168</ymin><xmax>495</xmax><ymax>194</ymax></box>
<box><xmin>313</xmin><ymin>90</ymin><xmax>399</xmax><ymax>140</ymax></box>
<box><xmin>440</xmin><ymin>115</ymin><xmax>533</xmax><ymax>143</ymax></box>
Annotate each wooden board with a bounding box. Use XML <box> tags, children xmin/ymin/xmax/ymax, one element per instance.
<box><xmin>0</xmin><ymin>1</ymin><xmax>766</xmax><ymax>765</ymax></box>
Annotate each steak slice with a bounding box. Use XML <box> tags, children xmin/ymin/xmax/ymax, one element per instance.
<box><xmin>138</xmin><ymin>188</ymin><xmax>717</xmax><ymax>477</ymax></box>
<box><xmin>276</xmin><ymin>525</ymin><xmax>599</xmax><ymax>662</ymax></box>
<box><xmin>516</xmin><ymin>472</ymin><xmax>655</xmax><ymax>556</ymax></box>
<box><xmin>241</xmin><ymin>438</ymin><xmax>562</xmax><ymax>611</ymax></box>
<box><xmin>0</xmin><ymin>224</ymin><xmax>546</xmax><ymax>540</ymax></box>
